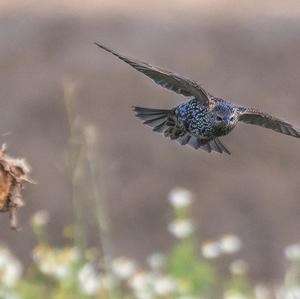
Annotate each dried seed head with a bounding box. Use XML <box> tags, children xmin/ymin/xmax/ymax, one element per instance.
<box><xmin>0</xmin><ymin>144</ymin><xmax>34</xmax><ymax>230</ymax></box>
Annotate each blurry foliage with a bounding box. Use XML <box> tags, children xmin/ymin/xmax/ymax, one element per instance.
<box><xmin>168</xmin><ymin>240</ymin><xmax>215</xmax><ymax>295</ymax></box>
<box><xmin>2</xmin><ymin>182</ymin><xmax>299</xmax><ymax>299</ymax></box>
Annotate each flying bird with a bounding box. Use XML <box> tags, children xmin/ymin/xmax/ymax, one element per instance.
<box><xmin>95</xmin><ymin>42</ymin><xmax>300</xmax><ymax>154</ymax></box>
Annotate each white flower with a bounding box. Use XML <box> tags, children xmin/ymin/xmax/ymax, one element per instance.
<box><xmin>130</xmin><ymin>272</ymin><xmax>153</xmax><ymax>291</ymax></box>
<box><xmin>0</xmin><ymin>247</ymin><xmax>23</xmax><ymax>288</ymax></box>
<box><xmin>129</xmin><ymin>272</ymin><xmax>154</xmax><ymax>299</ymax></box>
<box><xmin>31</xmin><ymin>210</ymin><xmax>50</xmax><ymax>228</ymax></box>
<box><xmin>111</xmin><ymin>257</ymin><xmax>136</xmax><ymax>280</ymax></box>
<box><xmin>255</xmin><ymin>284</ymin><xmax>271</xmax><ymax>299</ymax></box>
<box><xmin>219</xmin><ymin>235</ymin><xmax>241</xmax><ymax>254</ymax></box>
<box><xmin>168</xmin><ymin>220</ymin><xmax>194</xmax><ymax>238</ymax></box>
<box><xmin>39</xmin><ymin>259</ymin><xmax>56</xmax><ymax>275</ymax></box>
<box><xmin>285</xmin><ymin>244</ymin><xmax>300</xmax><ymax>261</ymax></box>
<box><xmin>0</xmin><ymin>290</ymin><xmax>21</xmax><ymax>299</ymax></box>
<box><xmin>277</xmin><ymin>287</ymin><xmax>300</xmax><ymax>299</ymax></box>
<box><xmin>0</xmin><ymin>247</ymin><xmax>11</xmax><ymax>268</ymax></box>
<box><xmin>153</xmin><ymin>276</ymin><xmax>177</xmax><ymax>296</ymax></box>
<box><xmin>147</xmin><ymin>253</ymin><xmax>165</xmax><ymax>271</ymax></box>
<box><xmin>229</xmin><ymin>260</ymin><xmax>248</xmax><ymax>275</ymax></box>
<box><xmin>2</xmin><ymin>259</ymin><xmax>23</xmax><ymax>287</ymax></box>
<box><xmin>53</xmin><ymin>264</ymin><xmax>71</xmax><ymax>279</ymax></box>
<box><xmin>201</xmin><ymin>241</ymin><xmax>221</xmax><ymax>259</ymax></box>
<box><xmin>168</xmin><ymin>188</ymin><xmax>193</xmax><ymax>208</ymax></box>
<box><xmin>78</xmin><ymin>263</ymin><xmax>102</xmax><ymax>295</ymax></box>
<box><xmin>33</xmin><ymin>245</ymin><xmax>79</xmax><ymax>280</ymax></box>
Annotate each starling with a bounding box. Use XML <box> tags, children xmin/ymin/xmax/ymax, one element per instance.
<box><xmin>95</xmin><ymin>42</ymin><xmax>300</xmax><ymax>154</ymax></box>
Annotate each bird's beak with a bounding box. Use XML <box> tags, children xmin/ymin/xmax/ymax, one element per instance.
<box><xmin>223</xmin><ymin>117</ymin><xmax>231</xmax><ymax>125</ymax></box>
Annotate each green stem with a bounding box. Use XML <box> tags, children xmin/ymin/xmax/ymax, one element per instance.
<box><xmin>63</xmin><ymin>82</ymin><xmax>86</xmax><ymax>258</ymax></box>
<box><xmin>85</xmin><ymin>132</ymin><xmax>111</xmax><ymax>272</ymax></box>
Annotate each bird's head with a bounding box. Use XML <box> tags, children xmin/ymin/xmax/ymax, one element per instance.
<box><xmin>211</xmin><ymin>104</ymin><xmax>239</xmax><ymax>130</ymax></box>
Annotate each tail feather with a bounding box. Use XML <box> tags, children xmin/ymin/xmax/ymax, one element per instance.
<box><xmin>143</xmin><ymin>115</ymin><xmax>168</xmax><ymax>126</ymax></box>
<box><xmin>178</xmin><ymin>134</ymin><xmax>231</xmax><ymax>154</ymax></box>
<box><xmin>187</xmin><ymin>136</ymin><xmax>198</xmax><ymax>149</ymax></box>
<box><xmin>210</xmin><ymin>139</ymin><xmax>222</xmax><ymax>154</ymax></box>
<box><xmin>133</xmin><ymin>106</ymin><xmax>231</xmax><ymax>154</ymax></box>
<box><xmin>136</xmin><ymin>113</ymin><xmax>165</xmax><ymax>121</ymax></box>
<box><xmin>153</xmin><ymin>122</ymin><xmax>167</xmax><ymax>133</ymax></box>
<box><xmin>214</xmin><ymin>138</ymin><xmax>231</xmax><ymax>154</ymax></box>
<box><xmin>133</xmin><ymin>106</ymin><xmax>170</xmax><ymax>132</ymax></box>
<box><xmin>203</xmin><ymin>142</ymin><xmax>212</xmax><ymax>153</ymax></box>
<box><xmin>133</xmin><ymin>106</ymin><xmax>170</xmax><ymax>116</ymax></box>
<box><xmin>177</xmin><ymin>134</ymin><xmax>191</xmax><ymax>145</ymax></box>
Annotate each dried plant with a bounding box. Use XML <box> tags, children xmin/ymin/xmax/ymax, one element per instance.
<box><xmin>0</xmin><ymin>144</ymin><xmax>34</xmax><ymax>230</ymax></box>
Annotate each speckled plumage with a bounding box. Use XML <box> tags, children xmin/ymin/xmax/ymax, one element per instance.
<box><xmin>95</xmin><ymin>42</ymin><xmax>300</xmax><ymax>154</ymax></box>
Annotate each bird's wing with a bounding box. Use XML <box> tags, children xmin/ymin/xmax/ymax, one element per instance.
<box><xmin>238</xmin><ymin>107</ymin><xmax>300</xmax><ymax>138</ymax></box>
<box><xmin>95</xmin><ymin>42</ymin><xmax>211</xmax><ymax>105</ymax></box>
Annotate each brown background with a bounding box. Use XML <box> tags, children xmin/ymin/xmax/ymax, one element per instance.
<box><xmin>1</xmin><ymin>0</ymin><xmax>300</xmax><ymax>284</ymax></box>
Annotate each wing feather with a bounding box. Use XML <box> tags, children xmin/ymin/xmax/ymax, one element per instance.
<box><xmin>238</xmin><ymin>108</ymin><xmax>300</xmax><ymax>138</ymax></box>
<box><xmin>95</xmin><ymin>42</ymin><xmax>210</xmax><ymax>105</ymax></box>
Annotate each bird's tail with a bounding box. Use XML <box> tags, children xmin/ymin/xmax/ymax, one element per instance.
<box><xmin>132</xmin><ymin>106</ymin><xmax>174</xmax><ymax>133</ymax></box>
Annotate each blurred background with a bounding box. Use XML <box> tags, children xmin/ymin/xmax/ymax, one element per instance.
<box><xmin>0</xmin><ymin>0</ymin><xmax>300</xmax><ymax>286</ymax></box>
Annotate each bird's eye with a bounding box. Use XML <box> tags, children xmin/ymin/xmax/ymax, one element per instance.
<box><xmin>230</xmin><ymin>116</ymin><xmax>234</xmax><ymax>121</ymax></box>
<box><xmin>216</xmin><ymin>116</ymin><xmax>222</xmax><ymax>121</ymax></box>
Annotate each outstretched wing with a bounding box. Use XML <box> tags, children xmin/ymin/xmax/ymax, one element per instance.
<box><xmin>238</xmin><ymin>107</ymin><xmax>300</xmax><ymax>138</ymax></box>
<box><xmin>95</xmin><ymin>42</ymin><xmax>211</xmax><ymax>105</ymax></box>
